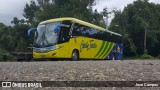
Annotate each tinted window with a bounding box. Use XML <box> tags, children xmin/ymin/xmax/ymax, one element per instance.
<box><xmin>72</xmin><ymin>23</ymin><xmax>122</xmax><ymax>43</ymax></box>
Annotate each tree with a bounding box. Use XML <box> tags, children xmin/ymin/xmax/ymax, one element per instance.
<box><xmin>109</xmin><ymin>0</ymin><xmax>160</xmax><ymax>57</ymax></box>
<box><xmin>0</xmin><ymin>23</ymin><xmax>16</xmax><ymax>51</ymax></box>
<box><xmin>11</xmin><ymin>17</ymin><xmax>19</xmax><ymax>25</ymax></box>
<box><xmin>23</xmin><ymin>0</ymin><xmax>40</xmax><ymax>26</ymax></box>
<box><xmin>23</xmin><ymin>0</ymin><xmax>107</xmax><ymax>27</ymax></box>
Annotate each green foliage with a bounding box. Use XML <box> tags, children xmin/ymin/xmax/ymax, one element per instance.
<box><xmin>157</xmin><ymin>55</ymin><xmax>160</xmax><ymax>59</ymax></box>
<box><xmin>0</xmin><ymin>48</ymin><xmax>12</xmax><ymax>61</ymax></box>
<box><xmin>0</xmin><ymin>23</ymin><xmax>16</xmax><ymax>51</ymax></box>
<box><xmin>23</xmin><ymin>0</ymin><xmax>40</xmax><ymax>26</ymax></box>
<box><xmin>23</xmin><ymin>0</ymin><xmax>106</xmax><ymax>28</ymax></box>
<box><xmin>109</xmin><ymin>0</ymin><xmax>160</xmax><ymax>57</ymax></box>
<box><xmin>0</xmin><ymin>17</ymin><xmax>31</xmax><ymax>61</ymax></box>
<box><xmin>140</xmin><ymin>54</ymin><xmax>154</xmax><ymax>59</ymax></box>
<box><xmin>11</xmin><ymin>17</ymin><xmax>19</xmax><ymax>25</ymax></box>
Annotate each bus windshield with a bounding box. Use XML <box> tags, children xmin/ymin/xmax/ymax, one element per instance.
<box><xmin>34</xmin><ymin>22</ymin><xmax>60</xmax><ymax>47</ymax></box>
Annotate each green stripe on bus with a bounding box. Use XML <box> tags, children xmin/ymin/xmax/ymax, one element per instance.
<box><xmin>102</xmin><ymin>43</ymin><xmax>115</xmax><ymax>58</ymax></box>
<box><xmin>97</xmin><ymin>42</ymin><xmax>109</xmax><ymax>58</ymax></box>
<box><xmin>94</xmin><ymin>41</ymin><xmax>105</xmax><ymax>58</ymax></box>
<box><xmin>105</xmin><ymin>43</ymin><xmax>115</xmax><ymax>58</ymax></box>
<box><xmin>106</xmin><ymin>43</ymin><xmax>114</xmax><ymax>58</ymax></box>
<box><xmin>101</xmin><ymin>42</ymin><xmax>111</xmax><ymax>59</ymax></box>
<box><xmin>107</xmin><ymin>43</ymin><xmax>115</xmax><ymax>56</ymax></box>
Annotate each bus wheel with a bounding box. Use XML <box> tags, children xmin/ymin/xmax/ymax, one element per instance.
<box><xmin>71</xmin><ymin>50</ymin><xmax>79</xmax><ymax>61</ymax></box>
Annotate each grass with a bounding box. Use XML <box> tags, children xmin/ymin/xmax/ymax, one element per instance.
<box><xmin>139</xmin><ymin>54</ymin><xmax>155</xmax><ymax>59</ymax></box>
<box><xmin>123</xmin><ymin>54</ymin><xmax>160</xmax><ymax>60</ymax></box>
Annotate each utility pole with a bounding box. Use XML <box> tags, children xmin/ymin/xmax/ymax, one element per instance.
<box><xmin>143</xmin><ymin>21</ymin><xmax>148</xmax><ymax>54</ymax></box>
<box><xmin>144</xmin><ymin>26</ymin><xmax>147</xmax><ymax>54</ymax></box>
<box><xmin>143</xmin><ymin>21</ymin><xmax>160</xmax><ymax>54</ymax></box>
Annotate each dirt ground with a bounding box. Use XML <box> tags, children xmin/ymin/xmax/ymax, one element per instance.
<box><xmin>0</xmin><ymin>60</ymin><xmax>160</xmax><ymax>90</ymax></box>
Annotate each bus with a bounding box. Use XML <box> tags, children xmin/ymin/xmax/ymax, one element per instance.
<box><xmin>28</xmin><ymin>17</ymin><xmax>123</xmax><ymax>60</ymax></box>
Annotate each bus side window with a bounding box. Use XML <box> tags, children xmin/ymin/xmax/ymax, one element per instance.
<box><xmin>72</xmin><ymin>23</ymin><xmax>82</xmax><ymax>36</ymax></box>
<box><xmin>72</xmin><ymin>23</ymin><xmax>92</xmax><ymax>37</ymax></box>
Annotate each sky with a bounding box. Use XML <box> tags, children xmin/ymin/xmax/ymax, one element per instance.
<box><xmin>0</xmin><ymin>0</ymin><xmax>160</xmax><ymax>26</ymax></box>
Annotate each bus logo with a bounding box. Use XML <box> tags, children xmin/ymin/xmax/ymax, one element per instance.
<box><xmin>2</xmin><ymin>82</ymin><xmax>11</xmax><ymax>87</ymax></box>
<box><xmin>80</xmin><ymin>40</ymin><xmax>97</xmax><ymax>52</ymax></box>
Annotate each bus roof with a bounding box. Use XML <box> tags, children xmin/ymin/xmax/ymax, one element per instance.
<box><xmin>40</xmin><ymin>17</ymin><xmax>122</xmax><ymax>36</ymax></box>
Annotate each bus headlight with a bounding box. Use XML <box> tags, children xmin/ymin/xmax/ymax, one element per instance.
<box><xmin>33</xmin><ymin>45</ymin><xmax>62</xmax><ymax>53</ymax></box>
<box><xmin>51</xmin><ymin>45</ymin><xmax>63</xmax><ymax>50</ymax></box>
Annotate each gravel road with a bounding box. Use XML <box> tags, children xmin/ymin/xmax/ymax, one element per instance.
<box><xmin>0</xmin><ymin>60</ymin><xmax>160</xmax><ymax>90</ymax></box>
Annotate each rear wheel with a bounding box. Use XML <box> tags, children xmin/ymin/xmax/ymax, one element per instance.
<box><xmin>71</xmin><ymin>50</ymin><xmax>79</xmax><ymax>61</ymax></box>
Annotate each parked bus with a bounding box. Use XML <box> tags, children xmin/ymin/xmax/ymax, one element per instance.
<box><xmin>28</xmin><ymin>17</ymin><xmax>123</xmax><ymax>60</ymax></box>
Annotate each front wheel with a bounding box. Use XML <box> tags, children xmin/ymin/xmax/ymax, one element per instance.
<box><xmin>71</xmin><ymin>50</ymin><xmax>79</xmax><ymax>61</ymax></box>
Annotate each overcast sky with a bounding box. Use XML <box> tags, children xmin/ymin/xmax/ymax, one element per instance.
<box><xmin>0</xmin><ymin>0</ymin><xmax>160</xmax><ymax>26</ymax></box>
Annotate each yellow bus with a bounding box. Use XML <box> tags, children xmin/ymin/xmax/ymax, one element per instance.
<box><xmin>28</xmin><ymin>17</ymin><xmax>123</xmax><ymax>60</ymax></box>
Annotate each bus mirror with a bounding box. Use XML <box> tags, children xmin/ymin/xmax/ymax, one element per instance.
<box><xmin>54</xmin><ymin>24</ymin><xmax>70</xmax><ymax>33</ymax></box>
<box><xmin>28</xmin><ymin>28</ymin><xmax>37</xmax><ymax>37</ymax></box>
<box><xmin>54</xmin><ymin>25</ymin><xmax>59</xmax><ymax>33</ymax></box>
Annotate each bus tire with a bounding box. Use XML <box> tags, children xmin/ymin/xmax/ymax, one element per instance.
<box><xmin>71</xmin><ymin>50</ymin><xmax>79</xmax><ymax>61</ymax></box>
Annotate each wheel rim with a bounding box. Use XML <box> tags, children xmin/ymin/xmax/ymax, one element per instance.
<box><xmin>72</xmin><ymin>51</ymin><xmax>78</xmax><ymax>61</ymax></box>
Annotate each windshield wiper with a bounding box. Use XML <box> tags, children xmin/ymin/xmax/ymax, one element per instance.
<box><xmin>36</xmin><ymin>32</ymin><xmax>50</xmax><ymax>47</ymax></box>
<box><xmin>37</xmin><ymin>34</ymin><xmax>44</xmax><ymax>47</ymax></box>
<box><xmin>43</xmin><ymin>34</ymin><xmax>49</xmax><ymax>45</ymax></box>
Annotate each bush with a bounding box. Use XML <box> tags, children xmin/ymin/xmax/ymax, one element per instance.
<box><xmin>2</xmin><ymin>55</ymin><xmax>7</xmax><ymax>60</ymax></box>
<box><xmin>0</xmin><ymin>48</ymin><xmax>13</xmax><ymax>61</ymax></box>
<box><xmin>157</xmin><ymin>55</ymin><xmax>160</xmax><ymax>59</ymax></box>
<box><xmin>140</xmin><ymin>54</ymin><xmax>154</xmax><ymax>59</ymax></box>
